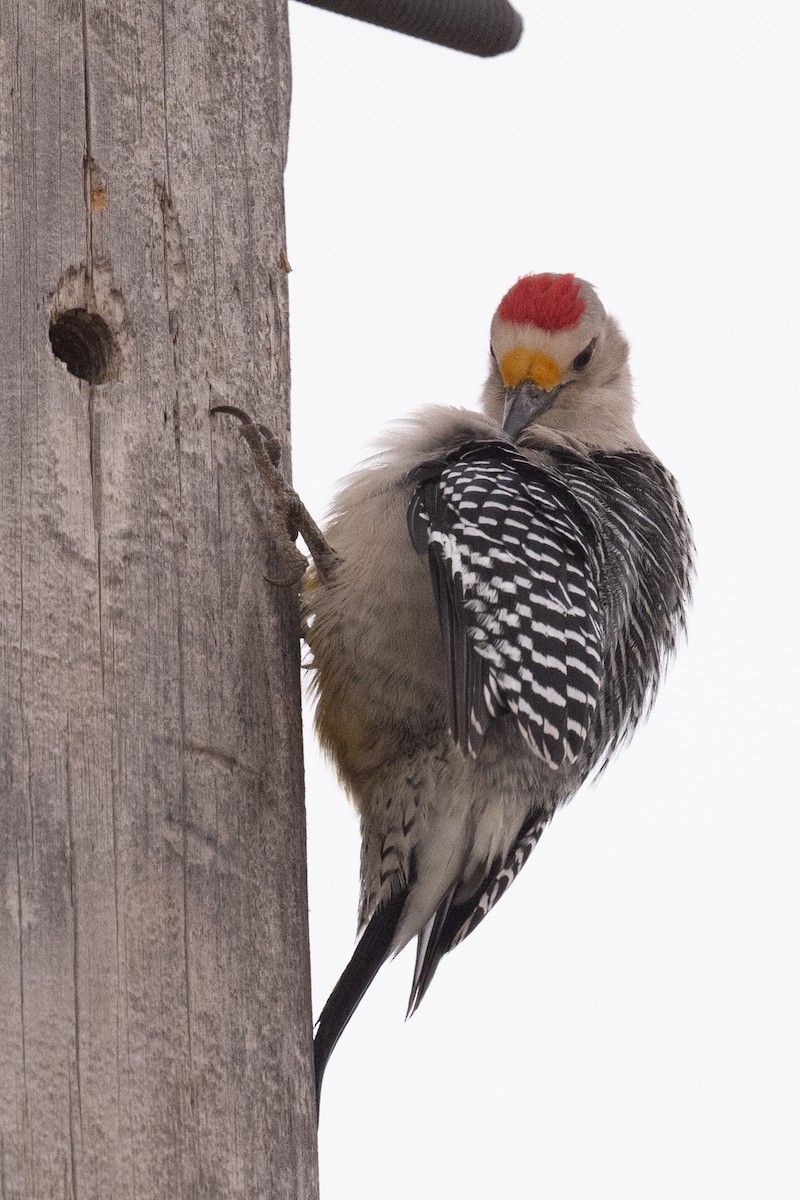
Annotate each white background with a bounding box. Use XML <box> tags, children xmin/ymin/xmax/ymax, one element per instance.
<box><xmin>285</xmin><ymin>1</ymin><xmax>800</xmax><ymax>1195</ymax></box>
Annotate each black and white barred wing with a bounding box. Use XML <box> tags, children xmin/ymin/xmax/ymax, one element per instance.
<box><xmin>554</xmin><ymin>450</ymin><xmax>694</xmax><ymax>762</ymax></box>
<box><xmin>408</xmin><ymin>442</ymin><xmax>605</xmax><ymax>768</ymax></box>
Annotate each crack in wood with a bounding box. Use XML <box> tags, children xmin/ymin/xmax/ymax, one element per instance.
<box><xmin>80</xmin><ymin>3</ymin><xmax>94</xmax><ymax>279</ymax></box>
<box><xmin>15</xmin><ymin>841</ymin><xmax>29</xmax><ymax>1126</ymax></box>
<box><xmin>87</xmin><ymin>391</ymin><xmax>105</xmax><ymax>691</ymax></box>
<box><xmin>64</xmin><ymin>725</ymin><xmax>83</xmax><ymax>1139</ymax></box>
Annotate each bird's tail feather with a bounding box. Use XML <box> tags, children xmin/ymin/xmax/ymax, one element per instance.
<box><xmin>406</xmin><ymin>885</ymin><xmax>457</xmax><ymax>1018</ymax></box>
<box><xmin>314</xmin><ymin>889</ymin><xmax>407</xmax><ymax>1113</ymax></box>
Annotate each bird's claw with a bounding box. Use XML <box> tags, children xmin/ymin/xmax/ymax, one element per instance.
<box><xmin>211</xmin><ymin>404</ymin><xmax>339</xmax><ymax>584</ymax></box>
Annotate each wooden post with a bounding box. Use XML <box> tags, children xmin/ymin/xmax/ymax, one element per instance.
<box><xmin>0</xmin><ymin>0</ymin><xmax>319</xmax><ymax>1195</ymax></box>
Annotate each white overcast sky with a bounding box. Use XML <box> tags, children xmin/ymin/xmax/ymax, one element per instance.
<box><xmin>284</xmin><ymin>2</ymin><xmax>799</xmax><ymax>1196</ymax></box>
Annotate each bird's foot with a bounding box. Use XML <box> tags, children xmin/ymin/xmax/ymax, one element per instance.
<box><xmin>212</xmin><ymin>405</ymin><xmax>339</xmax><ymax>585</ymax></box>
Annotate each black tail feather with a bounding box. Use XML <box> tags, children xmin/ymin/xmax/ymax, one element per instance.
<box><xmin>406</xmin><ymin>886</ymin><xmax>457</xmax><ymax>1018</ymax></box>
<box><xmin>314</xmin><ymin>889</ymin><xmax>406</xmax><ymax>1113</ymax></box>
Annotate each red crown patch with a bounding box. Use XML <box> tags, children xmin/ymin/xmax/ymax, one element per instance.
<box><xmin>498</xmin><ymin>273</ymin><xmax>586</xmax><ymax>332</ymax></box>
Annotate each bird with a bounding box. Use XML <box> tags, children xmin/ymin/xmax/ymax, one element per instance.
<box><xmin>228</xmin><ymin>272</ymin><xmax>694</xmax><ymax>1107</ymax></box>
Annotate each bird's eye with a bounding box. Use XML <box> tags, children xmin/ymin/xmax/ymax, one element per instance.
<box><xmin>490</xmin><ymin>343</ymin><xmax>498</xmax><ymax>363</ymax></box>
<box><xmin>572</xmin><ymin>338</ymin><xmax>596</xmax><ymax>372</ymax></box>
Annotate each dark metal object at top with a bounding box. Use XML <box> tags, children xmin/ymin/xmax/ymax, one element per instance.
<box><xmin>295</xmin><ymin>0</ymin><xmax>523</xmax><ymax>57</ymax></box>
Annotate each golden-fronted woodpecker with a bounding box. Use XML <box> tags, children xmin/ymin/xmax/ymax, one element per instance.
<box><xmin>305</xmin><ymin>273</ymin><xmax>693</xmax><ymax>1103</ymax></box>
<box><xmin>215</xmin><ymin>271</ymin><xmax>694</xmax><ymax>1108</ymax></box>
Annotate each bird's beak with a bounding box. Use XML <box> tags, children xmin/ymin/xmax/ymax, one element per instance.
<box><xmin>498</xmin><ymin>347</ymin><xmax>563</xmax><ymax>441</ymax></box>
<box><xmin>502</xmin><ymin>380</ymin><xmax>561</xmax><ymax>440</ymax></box>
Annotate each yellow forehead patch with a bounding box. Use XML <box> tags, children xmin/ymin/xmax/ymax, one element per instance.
<box><xmin>500</xmin><ymin>347</ymin><xmax>562</xmax><ymax>390</ymax></box>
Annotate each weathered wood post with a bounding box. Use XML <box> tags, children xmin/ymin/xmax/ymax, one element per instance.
<box><xmin>0</xmin><ymin>0</ymin><xmax>319</xmax><ymax>1194</ymax></box>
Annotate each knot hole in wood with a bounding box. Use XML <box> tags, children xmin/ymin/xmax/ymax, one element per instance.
<box><xmin>49</xmin><ymin>308</ymin><xmax>120</xmax><ymax>384</ymax></box>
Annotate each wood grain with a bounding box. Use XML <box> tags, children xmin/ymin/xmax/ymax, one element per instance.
<box><xmin>0</xmin><ymin>0</ymin><xmax>319</xmax><ymax>1194</ymax></box>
